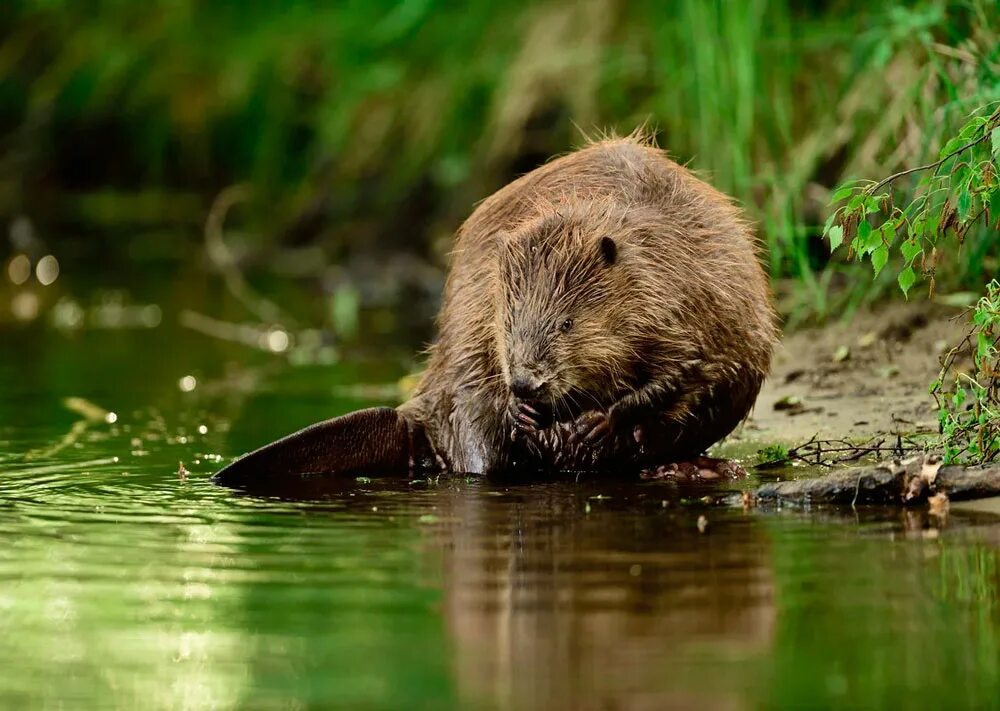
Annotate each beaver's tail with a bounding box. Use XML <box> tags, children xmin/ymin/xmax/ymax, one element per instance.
<box><xmin>212</xmin><ymin>407</ymin><xmax>439</xmax><ymax>491</ymax></box>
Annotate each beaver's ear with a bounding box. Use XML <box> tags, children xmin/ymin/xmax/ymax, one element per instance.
<box><xmin>600</xmin><ymin>236</ymin><xmax>617</xmax><ymax>266</ymax></box>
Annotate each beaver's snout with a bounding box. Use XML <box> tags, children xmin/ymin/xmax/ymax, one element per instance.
<box><xmin>509</xmin><ymin>370</ymin><xmax>548</xmax><ymax>401</ymax></box>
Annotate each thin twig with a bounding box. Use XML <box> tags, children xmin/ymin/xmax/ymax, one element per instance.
<box><xmin>782</xmin><ymin>435</ymin><xmax>921</xmax><ymax>468</ymax></box>
<box><xmin>868</xmin><ymin>108</ymin><xmax>1000</xmax><ymax>194</ymax></box>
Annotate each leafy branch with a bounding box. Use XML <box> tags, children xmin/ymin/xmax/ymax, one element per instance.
<box><xmin>823</xmin><ymin>104</ymin><xmax>1000</xmax><ymax>298</ymax></box>
<box><xmin>821</xmin><ymin>103</ymin><xmax>1000</xmax><ymax>464</ymax></box>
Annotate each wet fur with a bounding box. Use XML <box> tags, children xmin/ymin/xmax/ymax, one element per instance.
<box><xmin>400</xmin><ymin>132</ymin><xmax>779</xmax><ymax>475</ymax></box>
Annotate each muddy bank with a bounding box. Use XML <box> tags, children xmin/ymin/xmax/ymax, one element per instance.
<box><xmin>728</xmin><ymin>301</ymin><xmax>970</xmax><ymax>453</ymax></box>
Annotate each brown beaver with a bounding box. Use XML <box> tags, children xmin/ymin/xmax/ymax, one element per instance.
<box><xmin>214</xmin><ymin>134</ymin><xmax>778</xmax><ymax>486</ymax></box>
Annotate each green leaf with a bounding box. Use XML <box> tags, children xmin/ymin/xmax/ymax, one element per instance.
<box><xmin>959</xmin><ymin>119</ymin><xmax>983</xmax><ymax>139</ymax></box>
<box><xmin>978</xmin><ymin>331</ymin><xmax>992</xmax><ymax>360</ymax></box>
<box><xmin>989</xmin><ymin>189</ymin><xmax>1000</xmax><ymax>225</ymax></box>
<box><xmin>829</xmin><ymin>225</ymin><xmax>844</xmax><ymax>252</ymax></box>
<box><xmin>897</xmin><ymin>266</ymin><xmax>916</xmax><ymax>296</ymax></box>
<box><xmin>861</xmin><ymin>221</ymin><xmax>881</xmax><ymax>255</ymax></box>
<box><xmin>953</xmin><ymin>165</ymin><xmax>970</xmax><ymax>191</ymax></box>
<box><xmin>958</xmin><ymin>189</ymin><xmax>972</xmax><ymax>222</ymax></box>
<box><xmin>829</xmin><ymin>186</ymin><xmax>855</xmax><ymax>204</ymax></box>
<box><xmin>823</xmin><ymin>211</ymin><xmax>837</xmax><ymax>235</ymax></box>
<box><xmin>871</xmin><ymin>243</ymin><xmax>889</xmax><ymax>278</ymax></box>
<box><xmin>940</xmin><ymin>136</ymin><xmax>964</xmax><ymax>158</ymax></box>
<box><xmin>828</xmin><ymin>224</ymin><xmax>844</xmax><ymax>251</ymax></box>
<box><xmin>900</xmin><ymin>239</ymin><xmax>922</xmax><ymax>263</ymax></box>
<box><xmin>926</xmin><ymin>212</ymin><xmax>941</xmax><ymax>237</ymax></box>
<box><xmin>881</xmin><ymin>221</ymin><xmax>896</xmax><ymax>245</ymax></box>
<box><xmin>992</xmin><ymin>127</ymin><xmax>1000</xmax><ymax>159</ymax></box>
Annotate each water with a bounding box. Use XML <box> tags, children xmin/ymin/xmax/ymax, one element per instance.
<box><xmin>3</xmin><ymin>288</ymin><xmax>1000</xmax><ymax>709</ymax></box>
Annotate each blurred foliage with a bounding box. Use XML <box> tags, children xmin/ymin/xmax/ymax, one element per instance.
<box><xmin>0</xmin><ymin>0</ymin><xmax>997</xmax><ymax>316</ymax></box>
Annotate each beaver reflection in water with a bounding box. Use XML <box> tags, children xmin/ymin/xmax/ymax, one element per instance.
<box><xmin>214</xmin><ymin>134</ymin><xmax>778</xmax><ymax>486</ymax></box>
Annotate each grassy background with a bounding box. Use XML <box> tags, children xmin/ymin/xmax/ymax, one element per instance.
<box><xmin>1</xmin><ymin>0</ymin><xmax>997</xmax><ymax>323</ymax></box>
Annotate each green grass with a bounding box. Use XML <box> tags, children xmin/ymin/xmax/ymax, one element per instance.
<box><xmin>1</xmin><ymin>0</ymin><xmax>996</xmax><ymax>316</ymax></box>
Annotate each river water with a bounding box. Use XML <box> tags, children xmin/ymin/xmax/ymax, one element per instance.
<box><xmin>2</xmin><ymin>277</ymin><xmax>999</xmax><ymax>709</ymax></box>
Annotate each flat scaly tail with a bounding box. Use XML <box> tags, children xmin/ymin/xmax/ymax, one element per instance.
<box><xmin>213</xmin><ymin>407</ymin><xmax>435</xmax><ymax>488</ymax></box>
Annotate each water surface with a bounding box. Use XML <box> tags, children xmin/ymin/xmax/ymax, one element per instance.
<box><xmin>2</xmin><ymin>289</ymin><xmax>1000</xmax><ymax>709</ymax></box>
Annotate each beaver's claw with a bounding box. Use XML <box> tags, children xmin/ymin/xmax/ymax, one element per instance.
<box><xmin>510</xmin><ymin>400</ymin><xmax>545</xmax><ymax>432</ymax></box>
<box><xmin>570</xmin><ymin>410</ymin><xmax>612</xmax><ymax>445</ymax></box>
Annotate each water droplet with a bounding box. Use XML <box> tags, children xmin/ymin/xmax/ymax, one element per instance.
<box><xmin>179</xmin><ymin>375</ymin><xmax>197</xmax><ymax>392</ymax></box>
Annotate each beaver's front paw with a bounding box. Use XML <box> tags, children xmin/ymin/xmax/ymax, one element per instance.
<box><xmin>569</xmin><ymin>410</ymin><xmax>612</xmax><ymax>445</ymax></box>
<box><xmin>508</xmin><ymin>399</ymin><xmax>549</xmax><ymax>441</ymax></box>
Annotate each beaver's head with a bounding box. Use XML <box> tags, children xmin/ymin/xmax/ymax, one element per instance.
<box><xmin>493</xmin><ymin>202</ymin><xmax>642</xmax><ymax>417</ymax></box>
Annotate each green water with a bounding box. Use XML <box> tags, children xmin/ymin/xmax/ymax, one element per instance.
<box><xmin>3</xmin><ymin>288</ymin><xmax>1000</xmax><ymax>709</ymax></box>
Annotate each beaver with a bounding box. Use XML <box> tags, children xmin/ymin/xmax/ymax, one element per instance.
<box><xmin>214</xmin><ymin>133</ymin><xmax>778</xmax><ymax>486</ymax></box>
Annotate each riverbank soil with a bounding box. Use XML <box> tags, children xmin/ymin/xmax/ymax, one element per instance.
<box><xmin>731</xmin><ymin>301</ymin><xmax>971</xmax><ymax>454</ymax></box>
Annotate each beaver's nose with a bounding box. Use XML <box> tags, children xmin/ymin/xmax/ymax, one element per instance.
<box><xmin>510</xmin><ymin>372</ymin><xmax>547</xmax><ymax>400</ymax></box>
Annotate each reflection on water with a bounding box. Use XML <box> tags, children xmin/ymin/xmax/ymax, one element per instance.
<box><xmin>435</xmin><ymin>485</ymin><xmax>775</xmax><ymax>710</ymax></box>
<box><xmin>2</xmin><ymin>315</ymin><xmax>1000</xmax><ymax>709</ymax></box>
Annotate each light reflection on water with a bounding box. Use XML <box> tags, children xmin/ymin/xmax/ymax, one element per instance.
<box><xmin>2</xmin><ymin>320</ymin><xmax>1000</xmax><ymax>709</ymax></box>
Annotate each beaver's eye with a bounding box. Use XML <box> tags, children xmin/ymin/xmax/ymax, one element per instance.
<box><xmin>559</xmin><ymin>318</ymin><xmax>573</xmax><ymax>333</ymax></box>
